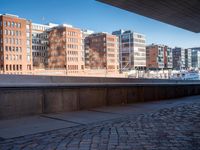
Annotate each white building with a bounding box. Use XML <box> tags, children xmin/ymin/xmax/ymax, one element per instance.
<box><xmin>31</xmin><ymin>23</ymin><xmax>58</xmax><ymax>68</ymax></box>
<box><xmin>112</xmin><ymin>29</ymin><xmax>146</xmax><ymax>72</ymax></box>
<box><xmin>81</xmin><ymin>29</ymin><xmax>94</xmax><ymax>68</ymax></box>
<box><xmin>185</xmin><ymin>48</ymin><xmax>192</xmax><ymax>69</ymax></box>
<box><xmin>172</xmin><ymin>47</ymin><xmax>186</xmax><ymax>70</ymax></box>
<box><xmin>192</xmin><ymin>50</ymin><xmax>200</xmax><ymax>68</ymax></box>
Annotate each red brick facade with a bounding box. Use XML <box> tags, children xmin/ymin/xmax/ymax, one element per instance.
<box><xmin>0</xmin><ymin>14</ymin><xmax>32</xmax><ymax>74</ymax></box>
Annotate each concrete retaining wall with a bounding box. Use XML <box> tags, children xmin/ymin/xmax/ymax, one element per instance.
<box><xmin>0</xmin><ymin>83</ymin><xmax>200</xmax><ymax>119</ymax></box>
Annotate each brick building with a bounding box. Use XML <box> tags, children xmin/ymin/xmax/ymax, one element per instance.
<box><xmin>146</xmin><ymin>44</ymin><xmax>172</xmax><ymax>70</ymax></box>
<box><xmin>0</xmin><ymin>14</ymin><xmax>32</xmax><ymax>74</ymax></box>
<box><xmin>85</xmin><ymin>33</ymin><xmax>119</xmax><ymax>73</ymax></box>
<box><xmin>48</xmin><ymin>24</ymin><xmax>84</xmax><ymax>75</ymax></box>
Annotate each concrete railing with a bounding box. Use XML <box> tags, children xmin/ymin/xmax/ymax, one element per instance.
<box><xmin>0</xmin><ymin>74</ymin><xmax>200</xmax><ymax>84</ymax></box>
<box><xmin>0</xmin><ymin>81</ymin><xmax>200</xmax><ymax>119</ymax></box>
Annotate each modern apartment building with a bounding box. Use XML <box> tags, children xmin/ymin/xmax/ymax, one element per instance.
<box><xmin>185</xmin><ymin>48</ymin><xmax>192</xmax><ymax>69</ymax></box>
<box><xmin>191</xmin><ymin>50</ymin><xmax>200</xmax><ymax>68</ymax></box>
<box><xmin>190</xmin><ymin>47</ymin><xmax>200</xmax><ymax>69</ymax></box>
<box><xmin>48</xmin><ymin>24</ymin><xmax>84</xmax><ymax>74</ymax></box>
<box><xmin>172</xmin><ymin>47</ymin><xmax>186</xmax><ymax>70</ymax></box>
<box><xmin>81</xmin><ymin>29</ymin><xmax>94</xmax><ymax>69</ymax></box>
<box><xmin>81</xmin><ymin>29</ymin><xmax>94</xmax><ymax>39</ymax></box>
<box><xmin>146</xmin><ymin>44</ymin><xmax>173</xmax><ymax>70</ymax></box>
<box><xmin>164</xmin><ymin>46</ymin><xmax>173</xmax><ymax>69</ymax></box>
<box><xmin>0</xmin><ymin>14</ymin><xmax>32</xmax><ymax>74</ymax></box>
<box><xmin>84</xmin><ymin>32</ymin><xmax>119</xmax><ymax>73</ymax></box>
<box><xmin>32</xmin><ymin>23</ymin><xmax>51</xmax><ymax>68</ymax></box>
<box><xmin>112</xmin><ymin>29</ymin><xmax>146</xmax><ymax>72</ymax></box>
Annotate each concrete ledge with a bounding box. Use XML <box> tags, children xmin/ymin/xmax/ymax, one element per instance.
<box><xmin>0</xmin><ymin>82</ymin><xmax>200</xmax><ymax>119</ymax></box>
<box><xmin>1</xmin><ymin>74</ymin><xmax>200</xmax><ymax>85</ymax></box>
<box><xmin>1</xmin><ymin>82</ymin><xmax>200</xmax><ymax>89</ymax></box>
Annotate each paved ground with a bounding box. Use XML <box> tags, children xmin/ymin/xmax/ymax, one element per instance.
<box><xmin>0</xmin><ymin>96</ymin><xmax>200</xmax><ymax>150</ymax></box>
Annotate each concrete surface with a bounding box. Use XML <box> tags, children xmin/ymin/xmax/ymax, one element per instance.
<box><xmin>0</xmin><ymin>95</ymin><xmax>199</xmax><ymax>140</ymax></box>
<box><xmin>43</xmin><ymin>110</ymin><xmax>123</xmax><ymax>125</ymax></box>
<box><xmin>0</xmin><ymin>116</ymin><xmax>78</xmax><ymax>139</ymax></box>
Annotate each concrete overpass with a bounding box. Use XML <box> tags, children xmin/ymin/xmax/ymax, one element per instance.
<box><xmin>97</xmin><ymin>0</ymin><xmax>200</xmax><ymax>33</ymax></box>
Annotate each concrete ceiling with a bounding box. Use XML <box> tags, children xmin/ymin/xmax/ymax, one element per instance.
<box><xmin>97</xmin><ymin>0</ymin><xmax>200</xmax><ymax>33</ymax></box>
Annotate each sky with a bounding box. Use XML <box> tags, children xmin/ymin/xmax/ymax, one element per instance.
<box><xmin>0</xmin><ymin>0</ymin><xmax>200</xmax><ymax>48</ymax></box>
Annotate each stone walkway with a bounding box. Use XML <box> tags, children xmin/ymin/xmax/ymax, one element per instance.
<box><xmin>0</xmin><ymin>97</ymin><xmax>200</xmax><ymax>150</ymax></box>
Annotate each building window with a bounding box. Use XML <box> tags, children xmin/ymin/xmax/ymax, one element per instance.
<box><xmin>11</xmin><ymin>30</ymin><xmax>14</xmax><ymax>35</ymax></box>
<box><xmin>27</xmin><ymin>47</ymin><xmax>30</xmax><ymax>53</ymax></box>
<box><xmin>26</xmin><ymin>32</ymin><xmax>30</xmax><ymax>38</ymax></box>
<box><xmin>4</xmin><ymin>21</ymin><xmax>7</xmax><ymax>26</ymax></box>
<box><xmin>26</xmin><ymin>25</ymin><xmax>30</xmax><ymax>29</ymax></box>
<box><xmin>18</xmin><ymin>23</ymin><xmax>21</xmax><ymax>28</ymax></box>
<box><xmin>5</xmin><ymin>38</ymin><xmax>8</xmax><ymax>44</ymax></box>
<box><xmin>11</xmin><ymin>38</ymin><xmax>13</xmax><ymax>44</ymax></box>
<box><xmin>13</xmin><ymin>38</ymin><xmax>15</xmax><ymax>44</ymax></box>
<box><xmin>27</xmin><ymin>65</ymin><xmax>31</xmax><ymax>70</ymax></box>
<box><xmin>7</xmin><ymin>22</ymin><xmax>10</xmax><ymax>26</ymax></box>
<box><xmin>12</xmin><ymin>22</ymin><xmax>15</xmax><ymax>27</ymax></box>
<box><xmin>26</xmin><ymin>40</ymin><xmax>30</xmax><ymax>45</ymax></box>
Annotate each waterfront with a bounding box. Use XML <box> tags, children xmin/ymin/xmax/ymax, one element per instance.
<box><xmin>127</xmin><ymin>70</ymin><xmax>200</xmax><ymax>80</ymax></box>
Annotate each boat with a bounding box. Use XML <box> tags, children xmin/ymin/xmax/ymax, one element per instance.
<box><xmin>170</xmin><ymin>70</ymin><xmax>199</xmax><ymax>80</ymax></box>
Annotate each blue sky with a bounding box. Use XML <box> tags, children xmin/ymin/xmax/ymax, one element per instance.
<box><xmin>1</xmin><ymin>0</ymin><xmax>199</xmax><ymax>48</ymax></box>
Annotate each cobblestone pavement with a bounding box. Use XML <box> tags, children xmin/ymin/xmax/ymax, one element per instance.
<box><xmin>0</xmin><ymin>103</ymin><xmax>200</xmax><ymax>150</ymax></box>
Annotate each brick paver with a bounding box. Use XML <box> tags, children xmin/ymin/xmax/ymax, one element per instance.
<box><xmin>0</xmin><ymin>102</ymin><xmax>200</xmax><ymax>150</ymax></box>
